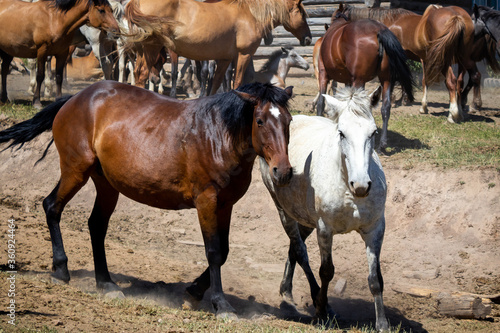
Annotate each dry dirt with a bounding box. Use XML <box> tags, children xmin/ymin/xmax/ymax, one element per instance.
<box><xmin>0</xmin><ymin>65</ymin><xmax>499</xmax><ymax>332</ymax></box>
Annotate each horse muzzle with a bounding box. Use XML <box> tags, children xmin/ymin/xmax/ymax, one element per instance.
<box><xmin>301</xmin><ymin>36</ymin><xmax>312</xmax><ymax>46</ymax></box>
<box><xmin>349</xmin><ymin>181</ymin><xmax>372</xmax><ymax>198</ymax></box>
<box><xmin>271</xmin><ymin>165</ymin><xmax>293</xmax><ymax>187</ymax></box>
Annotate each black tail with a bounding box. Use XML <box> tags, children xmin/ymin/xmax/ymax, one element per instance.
<box><xmin>378</xmin><ymin>28</ymin><xmax>415</xmax><ymax>102</ymax></box>
<box><xmin>0</xmin><ymin>96</ymin><xmax>72</xmax><ymax>154</ymax></box>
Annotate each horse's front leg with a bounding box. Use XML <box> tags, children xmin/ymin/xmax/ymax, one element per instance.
<box><xmin>360</xmin><ymin>220</ymin><xmax>389</xmax><ymax>332</ymax></box>
<box><xmin>187</xmin><ymin>191</ymin><xmax>236</xmax><ymax>318</ymax></box>
<box><xmin>232</xmin><ymin>53</ymin><xmax>253</xmax><ymax>90</ymax></box>
<box><xmin>209</xmin><ymin>60</ymin><xmax>231</xmax><ymax>95</ymax></box>
<box><xmin>314</xmin><ymin>219</ymin><xmax>336</xmax><ymax>322</ymax></box>
<box><xmin>168</xmin><ymin>49</ymin><xmax>178</xmax><ymax>98</ymax></box>
<box><xmin>54</xmin><ymin>53</ymin><xmax>68</xmax><ymax>100</ymax></box>
<box><xmin>0</xmin><ymin>51</ymin><xmax>13</xmax><ymax>104</ymax></box>
<box><xmin>464</xmin><ymin>63</ymin><xmax>482</xmax><ymax>113</ymax></box>
<box><xmin>33</xmin><ymin>54</ymin><xmax>48</xmax><ymax>108</ymax></box>
<box><xmin>316</xmin><ymin>56</ymin><xmax>330</xmax><ymax>116</ymax></box>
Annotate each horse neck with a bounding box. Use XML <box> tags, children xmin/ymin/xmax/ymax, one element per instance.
<box><xmin>55</xmin><ymin>0</ymin><xmax>94</xmax><ymax>34</ymax></box>
<box><xmin>277</xmin><ymin>58</ymin><xmax>291</xmax><ymax>81</ymax></box>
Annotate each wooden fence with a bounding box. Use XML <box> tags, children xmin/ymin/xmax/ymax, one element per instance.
<box><xmin>254</xmin><ymin>0</ymin><xmax>391</xmax><ymax>59</ymax></box>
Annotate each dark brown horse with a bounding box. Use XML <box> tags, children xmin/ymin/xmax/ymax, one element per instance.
<box><xmin>316</xmin><ymin>13</ymin><xmax>414</xmax><ymax>150</ymax></box>
<box><xmin>0</xmin><ymin>0</ymin><xmax>120</xmax><ymax>108</ymax></box>
<box><xmin>339</xmin><ymin>4</ymin><xmax>476</xmax><ymax>123</ymax></box>
<box><xmin>0</xmin><ymin>81</ymin><xmax>294</xmax><ymax>318</ymax></box>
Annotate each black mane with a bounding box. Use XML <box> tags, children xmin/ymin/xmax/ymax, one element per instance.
<box><xmin>197</xmin><ymin>82</ymin><xmax>291</xmax><ymax>141</ymax></box>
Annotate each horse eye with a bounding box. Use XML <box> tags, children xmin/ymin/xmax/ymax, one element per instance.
<box><xmin>256</xmin><ymin>119</ymin><xmax>264</xmax><ymax>127</ymax></box>
<box><xmin>338</xmin><ymin>131</ymin><xmax>345</xmax><ymax>139</ymax></box>
<box><xmin>99</xmin><ymin>9</ymin><xmax>106</xmax><ymax>14</ymax></box>
<box><xmin>371</xmin><ymin>130</ymin><xmax>378</xmax><ymax>138</ymax></box>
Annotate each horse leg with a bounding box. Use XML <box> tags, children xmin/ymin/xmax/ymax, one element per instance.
<box><xmin>444</xmin><ymin>66</ymin><xmax>462</xmax><ymax>123</ymax></box>
<box><xmin>0</xmin><ymin>51</ymin><xmax>13</xmax><ymax>103</ymax></box>
<box><xmin>462</xmin><ymin>64</ymin><xmax>481</xmax><ymax>113</ymax></box>
<box><xmin>278</xmin><ymin>208</ymin><xmax>318</xmax><ymax>307</ymax></box>
<box><xmin>88</xmin><ymin>174</ymin><xmax>121</xmax><ymax>293</ymax></box>
<box><xmin>222</xmin><ymin>61</ymin><xmax>232</xmax><ymax>92</ymax></box>
<box><xmin>168</xmin><ymin>50</ymin><xmax>178</xmax><ymax>98</ymax></box>
<box><xmin>378</xmin><ymin>80</ymin><xmax>392</xmax><ymax>152</ymax></box>
<box><xmin>198</xmin><ymin>60</ymin><xmax>209</xmax><ymax>97</ymax></box>
<box><xmin>54</xmin><ymin>53</ymin><xmax>68</xmax><ymax>99</ymax></box>
<box><xmin>33</xmin><ymin>55</ymin><xmax>48</xmax><ymax>108</ymax></box>
<box><xmin>43</xmin><ymin>173</ymin><xmax>91</xmax><ymax>283</ymax></box>
<box><xmin>419</xmin><ymin>61</ymin><xmax>429</xmax><ymax>114</ymax></box>
<box><xmin>187</xmin><ymin>192</ymin><xmax>235</xmax><ymax>318</ymax></box>
<box><xmin>44</xmin><ymin>57</ymin><xmax>53</xmax><ymax>98</ymax></box>
<box><xmin>360</xmin><ymin>220</ymin><xmax>389</xmax><ymax>332</ymax></box>
<box><xmin>314</xmin><ymin>218</ymin><xmax>336</xmax><ymax>321</ymax></box>
<box><xmin>209</xmin><ymin>60</ymin><xmax>231</xmax><ymax>95</ymax></box>
<box><xmin>232</xmin><ymin>53</ymin><xmax>253</xmax><ymax>90</ymax></box>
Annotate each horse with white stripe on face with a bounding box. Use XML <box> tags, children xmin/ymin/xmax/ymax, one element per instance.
<box><xmin>260</xmin><ymin>86</ymin><xmax>389</xmax><ymax>332</ymax></box>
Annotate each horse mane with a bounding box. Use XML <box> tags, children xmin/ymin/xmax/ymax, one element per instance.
<box><xmin>343</xmin><ymin>4</ymin><xmax>416</xmax><ymax>25</ymax></box>
<box><xmin>258</xmin><ymin>49</ymin><xmax>286</xmax><ymax>72</ymax></box>
<box><xmin>199</xmin><ymin>83</ymin><xmax>290</xmax><ymax>141</ymax></box>
<box><xmin>334</xmin><ymin>87</ymin><xmax>375</xmax><ymax>120</ymax></box>
<box><xmin>480</xmin><ymin>5</ymin><xmax>500</xmax><ymax>20</ymax></box>
<box><xmin>46</xmin><ymin>0</ymin><xmax>110</xmax><ymax>12</ymax></box>
<box><xmin>229</xmin><ymin>0</ymin><xmax>289</xmax><ymax>32</ymax></box>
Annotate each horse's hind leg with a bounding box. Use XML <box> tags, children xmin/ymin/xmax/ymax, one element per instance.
<box><xmin>279</xmin><ymin>216</ymin><xmax>318</xmax><ymax>307</ymax></box>
<box><xmin>0</xmin><ymin>51</ymin><xmax>13</xmax><ymax>103</ymax></box>
<box><xmin>88</xmin><ymin>173</ymin><xmax>120</xmax><ymax>293</ymax></box>
<box><xmin>314</xmin><ymin>219</ymin><xmax>336</xmax><ymax>322</ymax></box>
<box><xmin>43</xmin><ymin>172</ymin><xmax>91</xmax><ymax>283</ymax></box>
<box><xmin>360</xmin><ymin>219</ymin><xmax>389</xmax><ymax>332</ymax></box>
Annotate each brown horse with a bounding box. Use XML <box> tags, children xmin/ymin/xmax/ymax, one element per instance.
<box><xmin>0</xmin><ymin>81</ymin><xmax>293</xmax><ymax>318</ymax></box>
<box><xmin>0</xmin><ymin>0</ymin><xmax>120</xmax><ymax>108</ymax></box>
<box><xmin>340</xmin><ymin>4</ymin><xmax>476</xmax><ymax>123</ymax></box>
<box><xmin>125</xmin><ymin>0</ymin><xmax>311</xmax><ymax>95</ymax></box>
<box><xmin>316</xmin><ymin>13</ymin><xmax>414</xmax><ymax>150</ymax></box>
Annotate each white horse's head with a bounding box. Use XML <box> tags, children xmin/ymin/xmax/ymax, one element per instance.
<box><xmin>323</xmin><ymin>86</ymin><xmax>381</xmax><ymax>197</ymax></box>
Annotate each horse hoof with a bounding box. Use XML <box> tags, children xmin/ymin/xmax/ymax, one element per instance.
<box><xmin>104</xmin><ymin>290</ymin><xmax>125</xmax><ymax>300</ymax></box>
<box><xmin>50</xmin><ymin>276</ymin><xmax>69</xmax><ymax>285</ymax></box>
<box><xmin>216</xmin><ymin>311</ymin><xmax>238</xmax><ymax>321</ymax></box>
<box><xmin>419</xmin><ymin>107</ymin><xmax>428</xmax><ymax>114</ymax></box>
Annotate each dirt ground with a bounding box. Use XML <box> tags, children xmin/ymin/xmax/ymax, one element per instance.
<box><xmin>0</xmin><ymin>64</ymin><xmax>499</xmax><ymax>332</ymax></box>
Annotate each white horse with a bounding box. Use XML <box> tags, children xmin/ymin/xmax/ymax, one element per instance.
<box><xmin>259</xmin><ymin>86</ymin><xmax>389</xmax><ymax>332</ymax></box>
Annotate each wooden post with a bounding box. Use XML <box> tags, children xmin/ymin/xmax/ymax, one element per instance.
<box><xmin>436</xmin><ymin>293</ymin><xmax>492</xmax><ymax>319</ymax></box>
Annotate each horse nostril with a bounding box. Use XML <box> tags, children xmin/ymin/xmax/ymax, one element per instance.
<box><xmin>273</xmin><ymin>167</ymin><xmax>278</xmax><ymax>176</ymax></box>
<box><xmin>367</xmin><ymin>181</ymin><xmax>372</xmax><ymax>193</ymax></box>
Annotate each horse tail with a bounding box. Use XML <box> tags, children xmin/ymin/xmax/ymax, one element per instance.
<box><xmin>0</xmin><ymin>96</ymin><xmax>72</xmax><ymax>162</ymax></box>
<box><xmin>425</xmin><ymin>15</ymin><xmax>466</xmax><ymax>84</ymax></box>
<box><xmin>378</xmin><ymin>28</ymin><xmax>415</xmax><ymax>102</ymax></box>
<box><xmin>484</xmin><ymin>35</ymin><xmax>500</xmax><ymax>74</ymax></box>
<box><xmin>123</xmin><ymin>0</ymin><xmax>176</xmax><ymax>50</ymax></box>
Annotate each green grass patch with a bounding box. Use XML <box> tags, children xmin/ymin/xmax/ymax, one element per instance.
<box><xmin>0</xmin><ymin>103</ymin><xmax>38</xmax><ymax>121</ymax></box>
<box><xmin>375</xmin><ymin>112</ymin><xmax>500</xmax><ymax>168</ymax></box>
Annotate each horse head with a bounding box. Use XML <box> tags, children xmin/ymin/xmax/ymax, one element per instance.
<box><xmin>283</xmin><ymin>0</ymin><xmax>312</xmax><ymax>46</ymax></box>
<box><xmin>88</xmin><ymin>0</ymin><xmax>121</xmax><ymax>36</ymax></box>
<box><xmin>282</xmin><ymin>47</ymin><xmax>310</xmax><ymax>71</ymax></box>
<box><xmin>323</xmin><ymin>86</ymin><xmax>381</xmax><ymax>198</ymax></box>
<box><xmin>473</xmin><ymin>5</ymin><xmax>500</xmax><ymax>54</ymax></box>
<box><xmin>234</xmin><ymin>85</ymin><xmax>294</xmax><ymax>187</ymax></box>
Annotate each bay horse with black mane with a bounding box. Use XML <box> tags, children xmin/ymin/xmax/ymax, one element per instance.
<box><xmin>0</xmin><ymin>0</ymin><xmax>120</xmax><ymax>107</ymax></box>
<box><xmin>316</xmin><ymin>12</ymin><xmax>414</xmax><ymax>151</ymax></box>
<box><xmin>0</xmin><ymin>81</ymin><xmax>294</xmax><ymax>318</ymax></box>
<box><xmin>338</xmin><ymin>3</ymin><xmax>476</xmax><ymax>123</ymax></box>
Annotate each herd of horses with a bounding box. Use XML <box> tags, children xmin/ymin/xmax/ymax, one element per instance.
<box><xmin>1</xmin><ymin>0</ymin><xmax>499</xmax><ymax>330</ymax></box>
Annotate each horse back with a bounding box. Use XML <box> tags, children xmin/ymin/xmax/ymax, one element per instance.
<box><xmin>52</xmin><ymin>81</ymin><xmax>244</xmax><ymax>210</ymax></box>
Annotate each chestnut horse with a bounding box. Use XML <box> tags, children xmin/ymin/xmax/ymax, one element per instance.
<box><xmin>0</xmin><ymin>81</ymin><xmax>293</xmax><ymax>319</ymax></box>
<box><xmin>125</xmin><ymin>0</ymin><xmax>311</xmax><ymax>95</ymax></box>
<box><xmin>316</xmin><ymin>14</ymin><xmax>414</xmax><ymax>150</ymax></box>
<box><xmin>339</xmin><ymin>4</ymin><xmax>476</xmax><ymax>123</ymax></box>
<box><xmin>0</xmin><ymin>0</ymin><xmax>120</xmax><ymax>107</ymax></box>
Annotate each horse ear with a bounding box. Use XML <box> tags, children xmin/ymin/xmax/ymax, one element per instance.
<box><xmin>233</xmin><ymin>91</ymin><xmax>258</xmax><ymax>105</ymax></box>
<box><xmin>322</xmin><ymin>94</ymin><xmax>341</xmax><ymax>122</ymax></box>
<box><xmin>339</xmin><ymin>3</ymin><xmax>344</xmax><ymax>11</ymax></box>
<box><xmin>284</xmin><ymin>86</ymin><xmax>294</xmax><ymax>97</ymax></box>
<box><xmin>369</xmin><ymin>86</ymin><xmax>382</xmax><ymax>108</ymax></box>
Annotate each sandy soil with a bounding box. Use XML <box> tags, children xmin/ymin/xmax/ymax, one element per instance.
<box><xmin>0</xmin><ymin>66</ymin><xmax>499</xmax><ymax>332</ymax></box>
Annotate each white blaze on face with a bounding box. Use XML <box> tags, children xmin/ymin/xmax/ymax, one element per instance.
<box><xmin>270</xmin><ymin>104</ymin><xmax>280</xmax><ymax>119</ymax></box>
